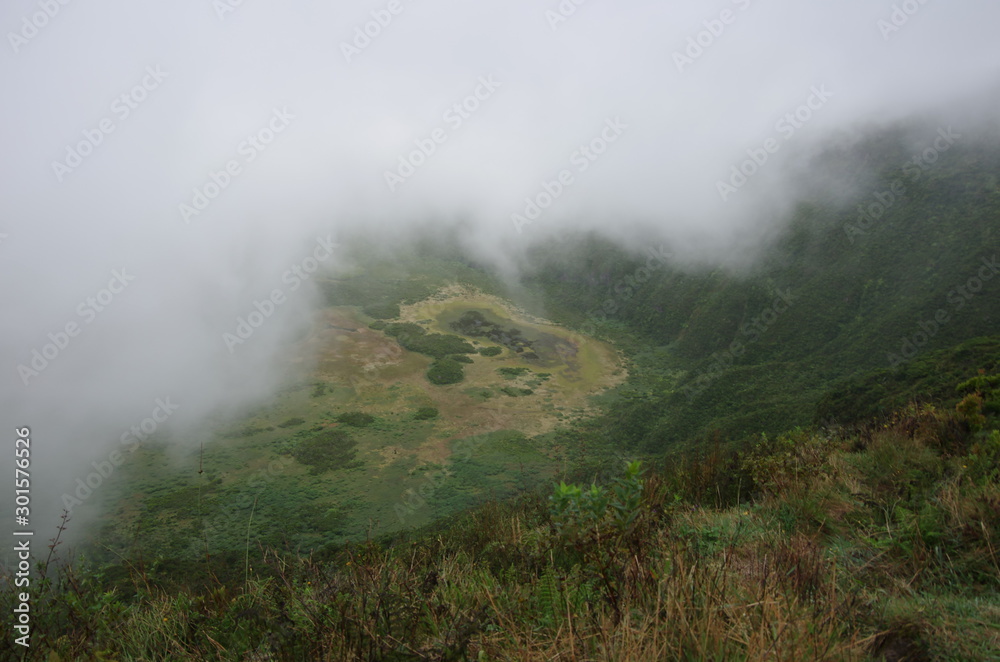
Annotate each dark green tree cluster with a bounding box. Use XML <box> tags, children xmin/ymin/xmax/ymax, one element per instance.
<box><xmin>376</xmin><ymin>321</ymin><xmax>477</xmax><ymax>384</ymax></box>
<box><xmin>450</xmin><ymin>310</ymin><xmax>535</xmax><ymax>353</ymax></box>
<box><xmin>383</xmin><ymin>322</ymin><xmax>476</xmax><ymax>359</ymax></box>
<box><xmin>427</xmin><ymin>358</ymin><xmax>465</xmax><ymax>385</ymax></box>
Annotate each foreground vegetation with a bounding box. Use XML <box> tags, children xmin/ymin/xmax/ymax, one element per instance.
<box><xmin>5</xmin><ymin>375</ymin><xmax>998</xmax><ymax>660</ymax></box>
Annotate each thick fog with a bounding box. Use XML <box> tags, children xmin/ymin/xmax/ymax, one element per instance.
<box><xmin>2</xmin><ymin>0</ymin><xmax>999</xmax><ymax>545</ymax></box>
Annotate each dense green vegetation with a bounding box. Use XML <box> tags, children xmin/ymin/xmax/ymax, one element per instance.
<box><xmin>8</xmin><ymin>381</ymin><xmax>999</xmax><ymax>659</ymax></box>
<box><xmin>497</xmin><ymin>367</ymin><xmax>530</xmax><ymax>379</ymax></box>
<box><xmin>816</xmin><ymin>336</ymin><xmax>1000</xmax><ymax>425</ymax></box>
<box><xmin>518</xmin><ymin>127</ymin><xmax>1000</xmax><ymax>451</ymax></box>
<box><xmin>403</xmin><ymin>333</ymin><xmax>476</xmax><ymax>359</ymax></box>
<box><xmin>426</xmin><ymin>357</ymin><xmax>466</xmax><ymax>385</ymax></box>
<box><xmin>451</xmin><ymin>310</ymin><xmax>537</xmax><ymax>354</ymax></box>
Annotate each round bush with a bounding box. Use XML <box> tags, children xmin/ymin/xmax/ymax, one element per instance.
<box><xmin>427</xmin><ymin>358</ymin><xmax>464</xmax><ymax>385</ymax></box>
<box><xmin>414</xmin><ymin>406</ymin><xmax>439</xmax><ymax>420</ymax></box>
<box><xmin>336</xmin><ymin>411</ymin><xmax>375</xmax><ymax>427</ymax></box>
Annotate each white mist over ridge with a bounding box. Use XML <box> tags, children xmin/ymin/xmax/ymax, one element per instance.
<box><xmin>1</xmin><ymin>0</ymin><xmax>998</xmax><ymax>542</ymax></box>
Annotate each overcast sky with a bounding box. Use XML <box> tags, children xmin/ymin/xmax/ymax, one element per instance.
<box><xmin>2</xmin><ymin>0</ymin><xmax>999</xmax><ymax>544</ymax></box>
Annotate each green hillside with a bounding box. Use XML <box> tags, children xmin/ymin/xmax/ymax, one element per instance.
<box><xmin>520</xmin><ymin>124</ymin><xmax>1000</xmax><ymax>451</ymax></box>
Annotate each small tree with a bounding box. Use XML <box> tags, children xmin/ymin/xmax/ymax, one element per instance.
<box><xmin>427</xmin><ymin>358</ymin><xmax>464</xmax><ymax>385</ymax></box>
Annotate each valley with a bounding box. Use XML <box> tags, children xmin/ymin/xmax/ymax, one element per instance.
<box><xmin>91</xmin><ymin>283</ymin><xmax>626</xmax><ymax>560</ymax></box>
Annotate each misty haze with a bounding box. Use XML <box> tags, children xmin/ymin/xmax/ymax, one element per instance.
<box><xmin>2</xmin><ymin>1</ymin><xmax>1000</xmax><ymax>659</ymax></box>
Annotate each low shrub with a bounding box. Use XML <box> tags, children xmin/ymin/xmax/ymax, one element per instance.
<box><xmin>337</xmin><ymin>411</ymin><xmax>375</xmax><ymax>427</ymax></box>
<box><xmin>427</xmin><ymin>358</ymin><xmax>464</xmax><ymax>385</ymax></box>
<box><xmin>414</xmin><ymin>406</ymin><xmax>439</xmax><ymax>420</ymax></box>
